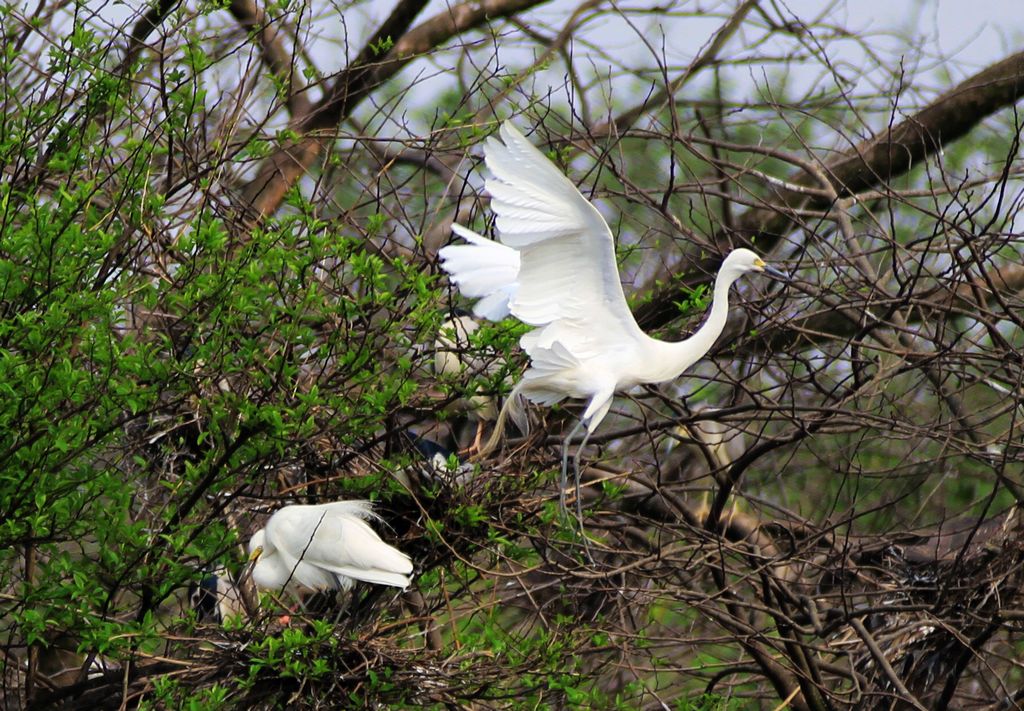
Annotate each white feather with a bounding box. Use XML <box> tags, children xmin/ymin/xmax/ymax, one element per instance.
<box><xmin>248</xmin><ymin>501</ymin><xmax>412</xmax><ymax>593</ymax></box>
<box><xmin>440</xmin><ymin>225</ymin><xmax>518</xmax><ymax>319</ymax></box>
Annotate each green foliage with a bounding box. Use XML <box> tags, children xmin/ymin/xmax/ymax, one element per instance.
<box><xmin>675</xmin><ymin>283</ymin><xmax>710</xmax><ymax>316</ymax></box>
<box><xmin>247</xmin><ymin>622</ymin><xmax>336</xmax><ymax>680</ymax></box>
<box><xmin>0</xmin><ymin>6</ymin><xmax>453</xmax><ymax>702</ymax></box>
<box><xmin>369</xmin><ymin>35</ymin><xmax>394</xmax><ymax>57</ymax></box>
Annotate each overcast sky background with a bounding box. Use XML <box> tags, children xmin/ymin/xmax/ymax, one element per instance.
<box><xmin>286</xmin><ymin>0</ymin><xmax>1023</xmax><ymax>136</ymax></box>
<box><xmin>75</xmin><ymin>0</ymin><xmax>1023</xmax><ymax>134</ymax></box>
<box><xmin>311</xmin><ymin>0</ymin><xmax>1022</xmax><ymax>72</ymax></box>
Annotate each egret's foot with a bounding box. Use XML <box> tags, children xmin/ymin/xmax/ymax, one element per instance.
<box><xmin>555</xmin><ymin>419</ymin><xmax>594</xmax><ymax>561</ymax></box>
<box><xmin>558</xmin><ymin>489</ymin><xmax>570</xmax><ymax>524</ymax></box>
<box><xmin>552</xmin><ymin>489</ymin><xmax>596</xmax><ymax>564</ymax></box>
<box><xmin>459</xmin><ymin>420</ymin><xmax>488</xmax><ymax>458</ymax></box>
<box><xmin>557</xmin><ymin>460</ymin><xmax>572</xmax><ymax>524</ymax></box>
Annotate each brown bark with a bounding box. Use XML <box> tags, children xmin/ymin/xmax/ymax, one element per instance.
<box><xmin>239</xmin><ymin>0</ymin><xmax>551</xmax><ymax>219</ymax></box>
<box><xmin>227</xmin><ymin>0</ymin><xmax>312</xmax><ymax>119</ymax></box>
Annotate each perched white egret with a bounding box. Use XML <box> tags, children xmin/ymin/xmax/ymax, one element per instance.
<box><xmin>248</xmin><ymin>501</ymin><xmax>412</xmax><ymax>593</ymax></box>
<box><xmin>434</xmin><ymin>312</ymin><xmax>501</xmax><ymax>453</ymax></box>
<box><xmin>439</xmin><ymin>122</ymin><xmax>784</xmax><ymax>519</ymax></box>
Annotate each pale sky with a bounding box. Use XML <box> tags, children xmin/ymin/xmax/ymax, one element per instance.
<box><xmin>312</xmin><ymin>0</ymin><xmax>1024</xmax><ymax>134</ymax></box>
<box><xmin>66</xmin><ymin>0</ymin><xmax>1024</xmax><ymax>126</ymax></box>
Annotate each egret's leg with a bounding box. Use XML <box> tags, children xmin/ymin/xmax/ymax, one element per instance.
<box><xmin>560</xmin><ymin>418</ymin><xmax>586</xmax><ymax>520</ymax></box>
<box><xmin>472</xmin><ymin>419</ymin><xmax>485</xmax><ymax>454</ymax></box>
<box><xmin>572</xmin><ymin>427</ymin><xmax>593</xmax><ymax>523</ymax></box>
<box><xmin>461</xmin><ymin>418</ymin><xmax>486</xmax><ymax>457</ymax></box>
<box><xmin>573</xmin><ymin>425</ymin><xmax>596</xmax><ymax>561</ymax></box>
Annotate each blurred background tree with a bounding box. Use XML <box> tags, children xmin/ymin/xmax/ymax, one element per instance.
<box><xmin>1</xmin><ymin>0</ymin><xmax>1023</xmax><ymax>707</ymax></box>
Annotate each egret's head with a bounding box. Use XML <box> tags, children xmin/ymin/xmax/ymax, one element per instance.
<box><xmin>721</xmin><ymin>248</ymin><xmax>785</xmax><ymax>280</ymax></box>
<box><xmin>248</xmin><ymin>529</ymin><xmax>266</xmax><ymax>559</ymax></box>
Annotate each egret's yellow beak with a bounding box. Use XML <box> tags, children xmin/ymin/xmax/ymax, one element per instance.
<box><xmin>249</xmin><ymin>546</ymin><xmax>264</xmax><ymax>561</ymax></box>
<box><xmin>758</xmin><ymin>259</ymin><xmax>788</xmax><ymax>280</ymax></box>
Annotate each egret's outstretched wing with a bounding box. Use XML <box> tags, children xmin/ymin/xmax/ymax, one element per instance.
<box><xmin>439</xmin><ymin>225</ymin><xmax>519</xmax><ymax>320</ymax></box>
<box><xmin>483</xmin><ymin>123</ymin><xmax>644</xmax><ymax>358</ymax></box>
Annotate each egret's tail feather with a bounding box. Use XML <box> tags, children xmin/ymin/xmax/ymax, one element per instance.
<box><xmin>507</xmin><ymin>392</ymin><xmax>529</xmax><ymax>438</ymax></box>
<box><xmin>324</xmin><ymin>564</ymin><xmax>412</xmax><ymax>590</ymax></box>
<box><xmin>316</xmin><ymin>500</ymin><xmax>378</xmax><ymax>521</ymax></box>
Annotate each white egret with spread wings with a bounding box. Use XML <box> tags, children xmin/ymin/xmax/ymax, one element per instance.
<box><xmin>439</xmin><ymin>122</ymin><xmax>784</xmax><ymax>523</ymax></box>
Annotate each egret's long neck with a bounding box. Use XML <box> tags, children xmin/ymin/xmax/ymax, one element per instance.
<box><xmin>651</xmin><ymin>270</ymin><xmax>738</xmax><ymax>382</ymax></box>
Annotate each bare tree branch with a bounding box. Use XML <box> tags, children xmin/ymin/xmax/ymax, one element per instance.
<box><xmin>227</xmin><ymin>0</ymin><xmax>312</xmax><ymax>119</ymax></box>
<box><xmin>635</xmin><ymin>50</ymin><xmax>1024</xmax><ymax>331</ymax></box>
<box><xmin>240</xmin><ymin>0</ymin><xmax>550</xmax><ymax>218</ymax></box>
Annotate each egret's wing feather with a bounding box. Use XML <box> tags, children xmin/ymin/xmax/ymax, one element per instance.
<box><xmin>265</xmin><ymin>509</ymin><xmax>338</xmax><ymax>589</ymax></box>
<box><xmin>307</xmin><ymin>516</ymin><xmax>412</xmax><ymax>587</ymax></box>
<box><xmin>259</xmin><ymin>547</ymin><xmax>335</xmax><ymax>591</ymax></box>
<box><xmin>269</xmin><ymin>506</ymin><xmax>412</xmax><ymax>589</ymax></box>
<box><xmin>483</xmin><ymin>123</ymin><xmax>644</xmax><ymax>352</ymax></box>
<box><xmin>314</xmin><ymin>500</ymin><xmax>378</xmax><ymax>521</ymax></box>
<box><xmin>439</xmin><ymin>225</ymin><xmax>519</xmax><ymax>320</ymax></box>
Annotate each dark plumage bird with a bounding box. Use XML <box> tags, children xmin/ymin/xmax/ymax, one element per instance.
<box><xmin>189</xmin><ymin>567</ymin><xmax>244</xmax><ymax>624</ymax></box>
<box><xmin>403</xmin><ymin>430</ymin><xmax>475</xmax><ymax>488</ymax></box>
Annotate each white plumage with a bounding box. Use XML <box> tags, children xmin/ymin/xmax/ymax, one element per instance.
<box><xmin>248</xmin><ymin>501</ymin><xmax>412</xmax><ymax>593</ymax></box>
<box><xmin>439</xmin><ymin>122</ymin><xmax>783</xmax><ymax>517</ymax></box>
<box><xmin>439</xmin><ymin>232</ymin><xmax>519</xmax><ymax>322</ymax></box>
